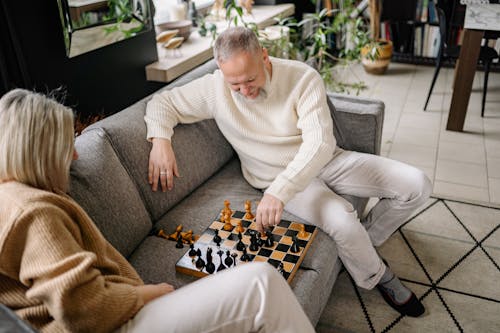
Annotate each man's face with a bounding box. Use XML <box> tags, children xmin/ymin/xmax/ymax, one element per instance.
<box><xmin>218</xmin><ymin>48</ymin><xmax>270</xmax><ymax>99</ymax></box>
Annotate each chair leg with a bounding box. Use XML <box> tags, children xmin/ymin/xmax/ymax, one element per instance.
<box><xmin>481</xmin><ymin>60</ymin><xmax>491</xmax><ymax>117</ymax></box>
<box><xmin>424</xmin><ymin>57</ymin><xmax>443</xmax><ymax>111</ymax></box>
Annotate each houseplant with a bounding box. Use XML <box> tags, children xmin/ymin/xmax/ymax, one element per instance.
<box><xmin>360</xmin><ymin>0</ymin><xmax>393</xmax><ymax>74</ymax></box>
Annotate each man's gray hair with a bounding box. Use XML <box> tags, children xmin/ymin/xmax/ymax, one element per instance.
<box><xmin>213</xmin><ymin>27</ymin><xmax>261</xmax><ymax>63</ymax></box>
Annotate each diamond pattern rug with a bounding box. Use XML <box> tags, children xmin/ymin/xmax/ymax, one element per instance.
<box><xmin>316</xmin><ymin>197</ymin><xmax>500</xmax><ymax>333</ymax></box>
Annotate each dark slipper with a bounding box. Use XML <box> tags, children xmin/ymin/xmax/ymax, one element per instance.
<box><xmin>377</xmin><ymin>285</ymin><xmax>425</xmax><ymax>317</ymax></box>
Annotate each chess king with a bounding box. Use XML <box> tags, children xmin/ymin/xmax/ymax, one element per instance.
<box><xmin>146</xmin><ymin>27</ymin><xmax>432</xmax><ymax>318</ymax></box>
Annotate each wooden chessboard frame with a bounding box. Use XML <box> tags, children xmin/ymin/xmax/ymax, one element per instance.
<box><xmin>175</xmin><ymin>209</ymin><xmax>318</xmax><ymax>283</ymax></box>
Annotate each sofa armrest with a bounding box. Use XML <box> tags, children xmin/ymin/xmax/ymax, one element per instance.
<box><xmin>0</xmin><ymin>304</ymin><xmax>38</xmax><ymax>333</ymax></box>
<box><xmin>327</xmin><ymin>92</ymin><xmax>385</xmax><ymax>155</ymax></box>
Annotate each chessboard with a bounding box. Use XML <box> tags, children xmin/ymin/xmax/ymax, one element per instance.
<box><xmin>175</xmin><ymin>208</ymin><xmax>318</xmax><ymax>283</ymax></box>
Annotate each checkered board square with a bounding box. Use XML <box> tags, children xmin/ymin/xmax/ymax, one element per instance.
<box><xmin>175</xmin><ymin>209</ymin><xmax>318</xmax><ymax>283</ymax></box>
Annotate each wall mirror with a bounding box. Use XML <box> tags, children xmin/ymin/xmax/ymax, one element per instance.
<box><xmin>57</xmin><ymin>0</ymin><xmax>152</xmax><ymax>58</ymax></box>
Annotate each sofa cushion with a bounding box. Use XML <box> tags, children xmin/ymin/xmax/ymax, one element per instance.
<box><xmin>86</xmin><ymin>101</ymin><xmax>235</xmax><ymax>222</ymax></box>
<box><xmin>70</xmin><ymin>128</ymin><xmax>152</xmax><ymax>258</ymax></box>
<box><xmin>328</xmin><ymin>92</ymin><xmax>384</xmax><ymax>155</ymax></box>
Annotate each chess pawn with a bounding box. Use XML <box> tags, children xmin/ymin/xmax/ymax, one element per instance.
<box><xmin>298</xmin><ymin>224</ymin><xmax>307</xmax><ymax>238</ymax></box>
<box><xmin>240</xmin><ymin>246</ymin><xmax>251</xmax><ymax>262</ymax></box>
<box><xmin>181</xmin><ymin>230</ymin><xmax>194</xmax><ymax>244</ymax></box>
<box><xmin>290</xmin><ymin>236</ymin><xmax>300</xmax><ymax>253</ymax></box>
<box><xmin>223</xmin><ymin>211</ymin><xmax>234</xmax><ymax>231</ymax></box>
<box><xmin>236</xmin><ymin>232</ymin><xmax>245</xmax><ymax>251</ymax></box>
<box><xmin>169</xmin><ymin>225</ymin><xmax>183</xmax><ymax>241</ymax></box>
<box><xmin>213</xmin><ymin>229</ymin><xmax>222</xmax><ymax>245</ymax></box>
<box><xmin>235</xmin><ymin>220</ymin><xmax>245</xmax><ymax>234</ymax></box>
<box><xmin>216</xmin><ymin>250</ymin><xmax>226</xmax><ymax>271</ymax></box>
<box><xmin>224</xmin><ymin>250</ymin><xmax>233</xmax><ymax>267</ymax></box>
<box><xmin>175</xmin><ymin>235</ymin><xmax>184</xmax><ymax>248</ymax></box>
<box><xmin>264</xmin><ymin>230</ymin><xmax>274</xmax><ymax>247</ymax></box>
<box><xmin>188</xmin><ymin>244</ymin><xmax>197</xmax><ymax>257</ymax></box>
<box><xmin>157</xmin><ymin>229</ymin><xmax>169</xmax><ymax>240</ymax></box>
<box><xmin>244</xmin><ymin>200</ymin><xmax>254</xmax><ymax>220</ymax></box>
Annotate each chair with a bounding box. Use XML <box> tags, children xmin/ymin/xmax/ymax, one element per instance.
<box><xmin>424</xmin><ymin>7</ymin><xmax>499</xmax><ymax>117</ymax></box>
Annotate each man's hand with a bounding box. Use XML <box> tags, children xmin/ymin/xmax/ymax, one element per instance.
<box><xmin>255</xmin><ymin>193</ymin><xmax>284</xmax><ymax>233</ymax></box>
<box><xmin>136</xmin><ymin>283</ymin><xmax>174</xmax><ymax>305</ymax></box>
<box><xmin>148</xmin><ymin>138</ymin><xmax>180</xmax><ymax>192</ymax></box>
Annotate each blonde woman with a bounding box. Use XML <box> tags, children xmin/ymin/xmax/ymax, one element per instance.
<box><xmin>0</xmin><ymin>89</ymin><xmax>315</xmax><ymax>333</ymax></box>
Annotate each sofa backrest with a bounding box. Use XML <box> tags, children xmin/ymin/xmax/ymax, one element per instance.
<box><xmin>70</xmin><ymin>128</ymin><xmax>152</xmax><ymax>257</ymax></box>
<box><xmin>76</xmin><ymin>59</ymin><xmax>235</xmax><ymax>229</ymax></box>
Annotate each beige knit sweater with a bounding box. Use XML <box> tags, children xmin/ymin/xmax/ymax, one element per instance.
<box><xmin>145</xmin><ymin>57</ymin><xmax>337</xmax><ymax>204</ymax></box>
<box><xmin>0</xmin><ymin>181</ymin><xmax>144</xmax><ymax>333</ymax></box>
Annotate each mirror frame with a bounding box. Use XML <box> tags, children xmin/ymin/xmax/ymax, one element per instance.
<box><xmin>57</xmin><ymin>0</ymin><xmax>153</xmax><ymax>58</ymax></box>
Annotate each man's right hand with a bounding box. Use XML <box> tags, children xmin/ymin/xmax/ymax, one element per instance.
<box><xmin>148</xmin><ymin>138</ymin><xmax>180</xmax><ymax>192</ymax></box>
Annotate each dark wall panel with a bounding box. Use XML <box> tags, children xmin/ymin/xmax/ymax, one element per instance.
<box><xmin>3</xmin><ymin>0</ymin><xmax>164</xmax><ymax>117</ymax></box>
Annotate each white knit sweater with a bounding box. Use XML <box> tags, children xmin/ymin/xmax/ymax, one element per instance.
<box><xmin>145</xmin><ymin>57</ymin><xmax>336</xmax><ymax>204</ymax></box>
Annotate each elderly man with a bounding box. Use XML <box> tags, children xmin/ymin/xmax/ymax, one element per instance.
<box><xmin>145</xmin><ymin>27</ymin><xmax>432</xmax><ymax>317</ymax></box>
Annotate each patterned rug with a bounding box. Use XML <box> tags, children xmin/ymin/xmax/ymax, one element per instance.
<box><xmin>316</xmin><ymin>197</ymin><xmax>500</xmax><ymax>333</ymax></box>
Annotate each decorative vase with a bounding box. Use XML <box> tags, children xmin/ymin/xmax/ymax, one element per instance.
<box><xmin>361</xmin><ymin>39</ymin><xmax>393</xmax><ymax>75</ymax></box>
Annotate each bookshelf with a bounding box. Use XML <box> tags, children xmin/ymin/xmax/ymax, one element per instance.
<box><xmin>381</xmin><ymin>0</ymin><xmax>499</xmax><ymax>70</ymax></box>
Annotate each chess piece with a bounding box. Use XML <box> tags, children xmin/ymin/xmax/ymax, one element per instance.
<box><xmin>236</xmin><ymin>232</ymin><xmax>245</xmax><ymax>251</ymax></box>
<box><xmin>157</xmin><ymin>229</ymin><xmax>169</xmax><ymax>240</ymax></box>
<box><xmin>231</xmin><ymin>252</ymin><xmax>238</xmax><ymax>266</ymax></box>
<box><xmin>264</xmin><ymin>230</ymin><xmax>274</xmax><ymax>247</ymax></box>
<box><xmin>238</xmin><ymin>0</ymin><xmax>253</xmax><ymax>14</ymax></box>
<box><xmin>235</xmin><ymin>220</ymin><xmax>245</xmax><ymax>233</ymax></box>
<box><xmin>240</xmin><ymin>246</ymin><xmax>251</xmax><ymax>262</ymax></box>
<box><xmin>213</xmin><ymin>229</ymin><xmax>222</xmax><ymax>245</ymax></box>
<box><xmin>169</xmin><ymin>225</ymin><xmax>183</xmax><ymax>241</ymax></box>
<box><xmin>223</xmin><ymin>211</ymin><xmax>234</xmax><ymax>231</ymax></box>
<box><xmin>188</xmin><ymin>244</ymin><xmax>197</xmax><ymax>257</ymax></box>
<box><xmin>277</xmin><ymin>262</ymin><xmax>285</xmax><ymax>276</ymax></box>
<box><xmin>256</xmin><ymin>232</ymin><xmax>264</xmax><ymax>247</ymax></box>
<box><xmin>249</xmin><ymin>233</ymin><xmax>259</xmax><ymax>252</ymax></box>
<box><xmin>206</xmin><ymin>247</ymin><xmax>215</xmax><ymax>274</ymax></box>
<box><xmin>181</xmin><ymin>229</ymin><xmax>194</xmax><ymax>244</ymax></box>
<box><xmin>217</xmin><ymin>250</ymin><xmax>226</xmax><ymax>271</ymax></box>
<box><xmin>298</xmin><ymin>224</ymin><xmax>307</xmax><ymax>238</ymax></box>
<box><xmin>224</xmin><ymin>250</ymin><xmax>233</xmax><ymax>267</ymax></box>
<box><xmin>244</xmin><ymin>200</ymin><xmax>255</xmax><ymax>220</ymax></box>
<box><xmin>195</xmin><ymin>252</ymin><xmax>205</xmax><ymax>270</ymax></box>
<box><xmin>290</xmin><ymin>236</ymin><xmax>300</xmax><ymax>253</ymax></box>
<box><xmin>175</xmin><ymin>235</ymin><xmax>184</xmax><ymax>248</ymax></box>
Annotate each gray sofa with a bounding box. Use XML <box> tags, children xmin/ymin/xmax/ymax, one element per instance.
<box><xmin>0</xmin><ymin>59</ymin><xmax>384</xmax><ymax>332</ymax></box>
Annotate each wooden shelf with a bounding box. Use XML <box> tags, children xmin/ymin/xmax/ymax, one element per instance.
<box><xmin>145</xmin><ymin>4</ymin><xmax>295</xmax><ymax>83</ymax></box>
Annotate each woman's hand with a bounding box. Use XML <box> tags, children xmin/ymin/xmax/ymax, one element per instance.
<box><xmin>136</xmin><ymin>283</ymin><xmax>175</xmax><ymax>305</ymax></box>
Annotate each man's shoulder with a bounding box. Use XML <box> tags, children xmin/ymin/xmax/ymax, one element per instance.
<box><xmin>271</xmin><ymin>57</ymin><xmax>317</xmax><ymax>74</ymax></box>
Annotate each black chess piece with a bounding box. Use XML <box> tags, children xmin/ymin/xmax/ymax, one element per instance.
<box><xmin>224</xmin><ymin>250</ymin><xmax>233</xmax><ymax>267</ymax></box>
<box><xmin>205</xmin><ymin>247</ymin><xmax>215</xmax><ymax>274</ymax></box>
<box><xmin>195</xmin><ymin>253</ymin><xmax>205</xmax><ymax>270</ymax></box>
<box><xmin>277</xmin><ymin>262</ymin><xmax>285</xmax><ymax>276</ymax></box>
<box><xmin>236</xmin><ymin>232</ymin><xmax>245</xmax><ymax>251</ymax></box>
<box><xmin>256</xmin><ymin>232</ymin><xmax>264</xmax><ymax>247</ymax></box>
<box><xmin>188</xmin><ymin>244</ymin><xmax>197</xmax><ymax>257</ymax></box>
<box><xmin>217</xmin><ymin>250</ymin><xmax>226</xmax><ymax>271</ymax></box>
<box><xmin>213</xmin><ymin>230</ymin><xmax>222</xmax><ymax>245</ymax></box>
<box><xmin>240</xmin><ymin>246</ymin><xmax>251</xmax><ymax>262</ymax></box>
<box><xmin>176</xmin><ymin>235</ymin><xmax>184</xmax><ymax>248</ymax></box>
<box><xmin>290</xmin><ymin>236</ymin><xmax>300</xmax><ymax>253</ymax></box>
<box><xmin>231</xmin><ymin>252</ymin><xmax>238</xmax><ymax>266</ymax></box>
<box><xmin>249</xmin><ymin>233</ymin><xmax>259</xmax><ymax>252</ymax></box>
<box><xmin>264</xmin><ymin>230</ymin><xmax>274</xmax><ymax>247</ymax></box>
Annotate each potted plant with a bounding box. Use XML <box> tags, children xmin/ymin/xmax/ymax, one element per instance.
<box><xmin>360</xmin><ymin>0</ymin><xmax>393</xmax><ymax>74</ymax></box>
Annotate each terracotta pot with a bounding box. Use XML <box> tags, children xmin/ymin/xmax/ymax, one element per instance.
<box><xmin>361</xmin><ymin>39</ymin><xmax>393</xmax><ymax>75</ymax></box>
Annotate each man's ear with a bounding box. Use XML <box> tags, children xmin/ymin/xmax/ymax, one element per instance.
<box><xmin>262</xmin><ymin>47</ymin><xmax>270</xmax><ymax>63</ymax></box>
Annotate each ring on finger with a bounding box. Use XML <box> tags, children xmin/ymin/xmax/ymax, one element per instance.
<box><xmin>160</xmin><ymin>170</ymin><xmax>168</xmax><ymax>175</ymax></box>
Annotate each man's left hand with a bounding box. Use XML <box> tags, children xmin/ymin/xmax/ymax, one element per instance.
<box><xmin>256</xmin><ymin>193</ymin><xmax>284</xmax><ymax>233</ymax></box>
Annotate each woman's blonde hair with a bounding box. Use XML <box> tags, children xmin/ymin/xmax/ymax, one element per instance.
<box><xmin>0</xmin><ymin>88</ymin><xmax>75</xmax><ymax>193</ymax></box>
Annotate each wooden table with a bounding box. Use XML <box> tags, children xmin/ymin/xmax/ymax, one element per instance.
<box><xmin>447</xmin><ymin>3</ymin><xmax>500</xmax><ymax>132</ymax></box>
<box><xmin>145</xmin><ymin>4</ymin><xmax>295</xmax><ymax>83</ymax></box>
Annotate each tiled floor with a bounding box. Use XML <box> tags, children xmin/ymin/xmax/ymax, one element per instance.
<box><xmin>317</xmin><ymin>197</ymin><xmax>500</xmax><ymax>332</ymax></box>
<box><xmin>346</xmin><ymin>63</ymin><xmax>500</xmax><ymax>207</ymax></box>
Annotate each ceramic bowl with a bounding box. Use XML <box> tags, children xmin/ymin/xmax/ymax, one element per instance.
<box><xmin>156</xmin><ymin>20</ymin><xmax>192</xmax><ymax>42</ymax></box>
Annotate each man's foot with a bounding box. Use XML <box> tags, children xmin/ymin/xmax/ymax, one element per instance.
<box><xmin>377</xmin><ymin>264</ymin><xmax>425</xmax><ymax>317</ymax></box>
